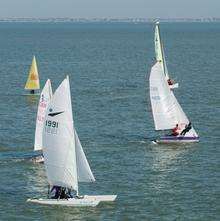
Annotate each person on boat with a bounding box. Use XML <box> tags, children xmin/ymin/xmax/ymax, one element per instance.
<box><xmin>180</xmin><ymin>122</ymin><xmax>192</xmax><ymax>136</ymax></box>
<box><xmin>60</xmin><ymin>187</ymin><xmax>65</xmax><ymax>198</ymax></box>
<box><xmin>65</xmin><ymin>188</ymin><xmax>83</xmax><ymax>199</ymax></box>
<box><xmin>167</xmin><ymin>78</ymin><xmax>174</xmax><ymax>86</ymax></box>
<box><xmin>30</xmin><ymin>90</ymin><xmax>35</xmax><ymax>94</ymax></box>
<box><xmin>50</xmin><ymin>185</ymin><xmax>61</xmax><ymax>199</ymax></box>
<box><xmin>54</xmin><ymin>187</ymin><xmax>73</xmax><ymax>199</ymax></box>
<box><xmin>171</xmin><ymin>124</ymin><xmax>179</xmax><ymax>136</ymax></box>
<box><xmin>66</xmin><ymin>188</ymin><xmax>73</xmax><ymax>198</ymax></box>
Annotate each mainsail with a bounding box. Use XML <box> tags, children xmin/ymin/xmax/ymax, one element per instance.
<box><xmin>24</xmin><ymin>56</ymin><xmax>40</xmax><ymax>90</ymax></box>
<box><xmin>149</xmin><ymin>62</ymin><xmax>198</xmax><ymax>137</ymax></box>
<box><xmin>43</xmin><ymin>77</ymin><xmax>78</xmax><ymax>190</ymax></box>
<box><xmin>154</xmin><ymin>22</ymin><xmax>169</xmax><ymax>79</ymax></box>
<box><xmin>42</xmin><ymin>76</ymin><xmax>95</xmax><ymax>192</ymax></box>
<box><xmin>34</xmin><ymin>79</ymin><xmax>52</xmax><ymax>151</ymax></box>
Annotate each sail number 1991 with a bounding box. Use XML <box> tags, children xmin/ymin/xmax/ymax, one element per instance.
<box><xmin>45</xmin><ymin>120</ymin><xmax>58</xmax><ymax>134</ymax></box>
<box><xmin>45</xmin><ymin>120</ymin><xmax>58</xmax><ymax>128</ymax></box>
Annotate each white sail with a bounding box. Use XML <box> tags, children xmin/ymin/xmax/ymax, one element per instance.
<box><xmin>155</xmin><ymin>22</ymin><xmax>169</xmax><ymax>79</ymax></box>
<box><xmin>34</xmin><ymin>79</ymin><xmax>52</xmax><ymax>151</ymax></box>
<box><xmin>42</xmin><ymin>77</ymin><xmax>78</xmax><ymax>191</ymax></box>
<box><xmin>75</xmin><ymin>129</ymin><xmax>95</xmax><ymax>182</ymax></box>
<box><xmin>149</xmin><ymin>62</ymin><xmax>198</xmax><ymax>137</ymax></box>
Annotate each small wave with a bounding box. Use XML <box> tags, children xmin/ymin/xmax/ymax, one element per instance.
<box><xmin>0</xmin><ymin>150</ymin><xmax>40</xmax><ymax>161</ymax></box>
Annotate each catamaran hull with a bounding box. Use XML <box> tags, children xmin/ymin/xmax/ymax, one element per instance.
<box><xmin>153</xmin><ymin>136</ymin><xmax>199</xmax><ymax>144</ymax></box>
<box><xmin>27</xmin><ymin>195</ymin><xmax>117</xmax><ymax>207</ymax></box>
<box><xmin>84</xmin><ymin>195</ymin><xmax>117</xmax><ymax>202</ymax></box>
<box><xmin>27</xmin><ymin>198</ymin><xmax>100</xmax><ymax>207</ymax></box>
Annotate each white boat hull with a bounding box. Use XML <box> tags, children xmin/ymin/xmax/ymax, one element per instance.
<box><xmin>84</xmin><ymin>195</ymin><xmax>117</xmax><ymax>202</ymax></box>
<box><xmin>153</xmin><ymin>136</ymin><xmax>199</xmax><ymax>144</ymax></box>
<box><xmin>27</xmin><ymin>195</ymin><xmax>117</xmax><ymax>207</ymax></box>
<box><xmin>23</xmin><ymin>93</ymin><xmax>40</xmax><ymax>96</ymax></box>
<box><xmin>27</xmin><ymin>198</ymin><xmax>100</xmax><ymax>207</ymax></box>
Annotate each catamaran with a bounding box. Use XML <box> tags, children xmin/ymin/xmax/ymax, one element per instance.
<box><xmin>24</xmin><ymin>56</ymin><xmax>40</xmax><ymax>94</ymax></box>
<box><xmin>155</xmin><ymin>21</ymin><xmax>178</xmax><ymax>89</ymax></box>
<box><xmin>149</xmin><ymin>62</ymin><xmax>199</xmax><ymax>144</ymax></box>
<box><xmin>28</xmin><ymin>76</ymin><xmax>117</xmax><ymax>206</ymax></box>
<box><xmin>32</xmin><ymin>79</ymin><xmax>52</xmax><ymax>163</ymax></box>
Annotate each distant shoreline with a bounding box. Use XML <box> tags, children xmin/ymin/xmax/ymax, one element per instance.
<box><xmin>0</xmin><ymin>18</ymin><xmax>219</xmax><ymax>23</ymax></box>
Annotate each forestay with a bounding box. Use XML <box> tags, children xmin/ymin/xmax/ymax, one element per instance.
<box><xmin>34</xmin><ymin>79</ymin><xmax>52</xmax><ymax>151</ymax></box>
<box><xmin>24</xmin><ymin>56</ymin><xmax>40</xmax><ymax>90</ymax></box>
<box><xmin>150</xmin><ymin>62</ymin><xmax>194</xmax><ymax>132</ymax></box>
<box><xmin>42</xmin><ymin>77</ymin><xmax>78</xmax><ymax>191</ymax></box>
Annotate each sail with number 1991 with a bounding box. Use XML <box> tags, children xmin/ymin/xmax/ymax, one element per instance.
<box><xmin>27</xmin><ymin>76</ymin><xmax>117</xmax><ymax>206</ymax></box>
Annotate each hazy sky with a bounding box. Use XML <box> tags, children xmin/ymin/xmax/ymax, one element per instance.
<box><xmin>0</xmin><ymin>0</ymin><xmax>218</xmax><ymax>18</ymax></box>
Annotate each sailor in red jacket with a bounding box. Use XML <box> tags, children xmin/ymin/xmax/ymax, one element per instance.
<box><xmin>171</xmin><ymin>124</ymin><xmax>179</xmax><ymax>136</ymax></box>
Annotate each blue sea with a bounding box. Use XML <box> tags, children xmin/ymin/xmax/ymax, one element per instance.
<box><xmin>0</xmin><ymin>22</ymin><xmax>219</xmax><ymax>220</ymax></box>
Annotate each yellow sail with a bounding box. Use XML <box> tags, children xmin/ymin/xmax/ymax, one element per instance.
<box><xmin>24</xmin><ymin>56</ymin><xmax>40</xmax><ymax>90</ymax></box>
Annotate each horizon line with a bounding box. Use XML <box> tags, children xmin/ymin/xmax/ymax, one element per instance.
<box><xmin>0</xmin><ymin>17</ymin><xmax>219</xmax><ymax>23</ymax></box>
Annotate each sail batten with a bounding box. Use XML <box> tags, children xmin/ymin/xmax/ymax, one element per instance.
<box><xmin>24</xmin><ymin>56</ymin><xmax>40</xmax><ymax>90</ymax></box>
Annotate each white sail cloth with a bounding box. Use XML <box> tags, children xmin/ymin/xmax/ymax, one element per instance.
<box><xmin>42</xmin><ymin>76</ymin><xmax>95</xmax><ymax>191</ymax></box>
<box><xmin>149</xmin><ymin>62</ymin><xmax>198</xmax><ymax>137</ymax></box>
<box><xmin>154</xmin><ymin>22</ymin><xmax>169</xmax><ymax>79</ymax></box>
<box><xmin>75</xmin><ymin>129</ymin><xmax>95</xmax><ymax>182</ymax></box>
<box><xmin>34</xmin><ymin>79</ymin><xmax>52</xmax><ymax>151</ymax></box>
<box><xmin>154</xmin><ymin>23</ymin><xmax>163</xmax><ymax>63</ymax></box>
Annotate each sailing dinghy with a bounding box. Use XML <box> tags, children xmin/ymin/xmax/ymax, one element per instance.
<box><xmin>24</xmin><ymin>56</ymin><xmax>40</xmax><ymax>95</ymax></box>
<box><xmin>149</xmin><ymin>62</ymin><xmax>199</xmax><ymax>144</ymax></box>
<box><xmin>155</xmin><ymin>22</ymin><xmax>178</xmax><ymax>89</ymax></box>
<box><xmin>28</xmin><ymin>76</ymin><xmax>117</xmax><ymax>206</ymax></box>
<box><xmin>32</xmin><ymin>79</ymin><xmax>52</xmax><ymax>163</ymax></box>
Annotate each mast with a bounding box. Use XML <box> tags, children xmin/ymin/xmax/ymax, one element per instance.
<box><xmin>66</xmin><ymin>75</ymin><xmax>79</xmax><ymax>195</ymax></box>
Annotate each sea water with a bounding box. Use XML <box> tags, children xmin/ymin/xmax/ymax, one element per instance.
<box><xmin>0</xmin><ymin>22</ymin><xmax>219</xmax><ymax>220</ymax></box>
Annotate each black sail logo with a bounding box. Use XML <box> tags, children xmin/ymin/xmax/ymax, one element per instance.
<box><xmin>48</xmin><ymin>111</ymin><xmax>64</xmax><ymax>117</ymax></box>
